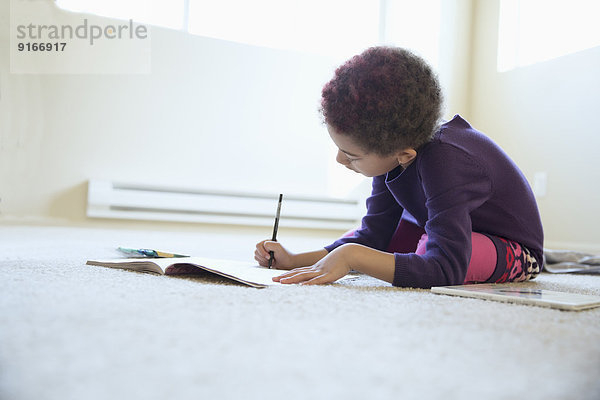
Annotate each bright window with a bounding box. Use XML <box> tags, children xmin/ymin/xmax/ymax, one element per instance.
<box><xmin>498</xmin><ymin>0</ymin><xmax>600</xmax><ymax>72</ymax></box>
<box><xmin>55</xmin><ymin>0</ymin><xmax>186</xmax><ymax>30</ymax></box>
<box><xmin>188</xmin><ymin>0</ymin><xmax>379</xmax><ymax>60</ymax></box>
<box><xmin>56</xmin><ymin>1</ymin><xmax>441</xmax><ymax>63</ymax></box>
<box><xmin>381</xmin><ymin>0</ymin><xmax>441</xmax><ymax>67</ymax></box>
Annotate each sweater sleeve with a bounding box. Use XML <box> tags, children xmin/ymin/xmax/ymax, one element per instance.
<box><xmin>393</xmin><ymin>144</ymin><xmax>493</xmax><ymax>288</ymax></box>
<box><xmin>325</xmin><ymin>174</ymin><xmax>403</xmax><ymax>253</ymax></box>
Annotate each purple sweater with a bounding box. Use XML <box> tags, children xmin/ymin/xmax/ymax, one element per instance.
<box><xmin>325</xmin><ymin>115</ymin><xmax>544</xmax><ymax>288</ymax></box>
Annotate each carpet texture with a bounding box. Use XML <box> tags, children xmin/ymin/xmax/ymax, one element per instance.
<box><xmin>1</xmin><ymin>225</ymin><xmax>599</xmax><ymax>400</ymax></box>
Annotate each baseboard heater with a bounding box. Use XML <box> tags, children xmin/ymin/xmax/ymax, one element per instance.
<box><xmin>87</xmin><ymin>179</ymin><xmax>362</xmax><ymax>230</ymax></box>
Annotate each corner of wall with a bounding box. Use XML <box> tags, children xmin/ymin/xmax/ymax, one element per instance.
<box><xmin>463</xmin><ymin>0</ymin><xmax>477</xmax><ymax>119</ymax></box>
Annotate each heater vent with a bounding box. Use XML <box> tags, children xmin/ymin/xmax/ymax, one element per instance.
<box><xmin>87</xmin><ymin>180</ymin><xmax>362</xmax><ymax>230</ymax></box>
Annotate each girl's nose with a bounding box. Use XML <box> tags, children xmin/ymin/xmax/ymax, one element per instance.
<box><xmin>336</xmin><ymin>150</ymin><xmax>348</xmax><ymax>165</ymax></box>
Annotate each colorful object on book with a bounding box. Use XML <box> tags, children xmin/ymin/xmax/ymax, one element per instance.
<box><xmin>117</xmin><ymin>247</ymin><xmax>188</xmax><ymax>258</ymax></box>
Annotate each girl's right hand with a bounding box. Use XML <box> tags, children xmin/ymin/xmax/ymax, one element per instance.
<box><xmin>254</xmin><ymin>240</ymin><xmax>296</xmax><ymax>270</ymax></box>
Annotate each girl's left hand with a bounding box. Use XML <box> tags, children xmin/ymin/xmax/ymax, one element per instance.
<box><xmin>272</xmin><ymin>245</ymin><xmax>352</xmax><ymax>285</ymax></box>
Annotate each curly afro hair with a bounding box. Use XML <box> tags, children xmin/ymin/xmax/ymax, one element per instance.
<box><xmin>320</xmin><ymin>46</ymin><xmax>443</xmax><ymax>155</ymax></box>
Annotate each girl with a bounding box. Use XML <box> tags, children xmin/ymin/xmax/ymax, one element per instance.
<box><xmin>255</xmin><ymin>47</ymin><xmax>543</xmax><ymax>288</ymax></box>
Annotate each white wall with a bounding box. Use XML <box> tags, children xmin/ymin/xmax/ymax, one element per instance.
<box><xmin>0</xmin><ymin>0</ymin><xmax>339</xmax><ymax>224</ymax></box>
<box><xmin>0</xmin><ymin>0</ymin><xmax>474</xmax><ymax>231</ymax></box>
<box><xmin>468</xmin><ymin>1</ymin><xmax>600</xmax><ymax>251</ymax></box>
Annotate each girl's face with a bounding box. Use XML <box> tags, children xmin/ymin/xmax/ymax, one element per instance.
<box><xmin>327</xmin><ymin>125</ymin><xmax>413</xmax><ymax>177</ymax></box>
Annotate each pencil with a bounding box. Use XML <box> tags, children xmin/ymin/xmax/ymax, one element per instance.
<box><xmin>268</xmin><ymin>193</ymin><xmax>283</xmax><ymax>268</ymax></box>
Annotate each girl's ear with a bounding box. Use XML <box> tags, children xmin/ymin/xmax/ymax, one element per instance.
<box><xmin>396</xmin><ymin>148</ymin><xmax>417</xmax><ymax>168</ymax></box>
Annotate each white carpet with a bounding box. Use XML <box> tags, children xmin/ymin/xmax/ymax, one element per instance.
<box><xmin>1</xmin><ymin>224</ymin><xmax>599</xmax><ymax>400</ymax></box>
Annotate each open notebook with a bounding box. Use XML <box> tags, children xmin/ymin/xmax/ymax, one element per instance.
<box><xmin>87</xmin><ymin>256</ymin><xmax>352</xmax><ymax>288</ymax></box>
